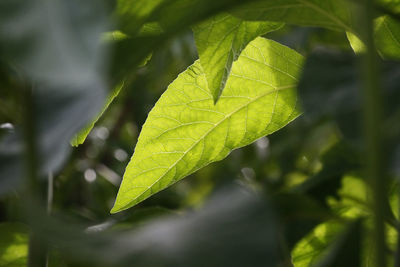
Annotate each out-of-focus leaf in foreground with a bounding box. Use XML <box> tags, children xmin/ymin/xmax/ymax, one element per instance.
<box><xmin>193</xmin><ymin>13</ymin><xmax>283</xmax><ymax>102</ymax></box>
<box><xmin>111</xmin><ymin>37</ymin><xmax>303</xmax><ymax>213</ymax></box>
<box><xmin>0</xmin><ymin>0</ymin><xmax>108</xmax><ymax>194</ymax></box>
<box><xmin>0</xmin><ymin>223</ymin><xmax>28</xmax><ymax>267</ymax></box>
<box><xmin>28</xmin><ymin>184</ymin><xmax>279</xmax><ymax>266</ymax></box>
<box><xmin>114</xmin><ymin>185</ymin><xmax>279</xmax><ymax>266</ymax></box>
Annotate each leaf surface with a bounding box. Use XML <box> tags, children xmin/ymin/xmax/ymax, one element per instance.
<box><xmin>230</xmin><ymin>0</ymin><xmax>354</xmax><ymax>32</ymax></box>
<box><xmin>347</xmin><ymin>16</ymin><xmax>400</xmax><ymax>59</ymax></box>
<box><xmin>193</xmin><ymin>13</ymin><xmax>283</xmax><ymax>102</ymax></box>
<box><xmin>374</xmin><ymin>15</ymin><xmax>400</xmax><ymax>59</ymax></box>
<box><xmin>0</xmin><ymin>223</ymin><xmax>28</xmax><ymax>267</ymax></box>
<box><xmin>115</xmin><ymin>0</ymin><xmax>166</xmax><ymax>36</ymax></box>
<box><xmin>229</xmin><ymin>0</ymin><xmax>400</xmax><ymax>60</ymax></box>
<box><xmin>0</xmin><ymin>0</ymin><xmax>107</xmax><ymax>193</ymax></box>
<box><xmin>111</xmin><ymin>37</ymin><xmax>303</xmax><ymax>212</ymax></box>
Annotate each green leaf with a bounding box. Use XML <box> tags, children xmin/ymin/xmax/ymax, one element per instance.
<box><xmin>115</xmin><ymin>0</ymin><xmax>166</xmax><ymax>36</ymax></box>
<box><xmin>291</xmin><ymin>220</ymin><xmax>362</xmax><ymax>267</ymax></box>
<box><xmin>374</xmin><ymin>15</ymin><xmax>400</xmax><ymax>60</ymax></box>
<box><xmin>0</xmin><ymin>223</ymin><xmax>28</xmax><ymax>267</ymax></box>
<box><xmin>111</xmin><ymin>37</ymin><xmax>303</xmax><ymax>213</ymax></box>
<box><xmin>193</xmin><ymin>13</ymin><xmax>283</xmax><ymax>103</ymax></box>
<box><xmin>71</xmin><ymin>83</ymin><xmax>123</xmax><ymax>147</ymax></box>
<box><xmin>0</xmin><ymin>0</ymin><xmax>108</xmax><ymax>192</ymax></box>
<box><xmin>230</xmin><ymin>0</ymin><xmax>400</xmax><ymax>60</ymax></box>
<box><xmin>377</xmin><ymin>0</ymin><xmax>400</xmax><ymax>13</ymax></box>
<box><xmin>314</xmin><ymin>220</ymin><xmax>362</xmax><ymax>267</ymax></box>
<box><xmin>347</xmin><ymin>15</ymin><xmax>400</xmax><ymax>59</ymax></box>
<box><xmin>230</xmin><ymin>0</ymin><xmax>354</xmax><ymax>32</ymax></box>
<box><xmin>346</xmin><ymin>31</ymin><xmax>366</xmax><ymax>53</ymax></box>
<box><xmin>291</xmin><ymin>220</ymin><xmax>344</xmax><ymax>267</ymax></box>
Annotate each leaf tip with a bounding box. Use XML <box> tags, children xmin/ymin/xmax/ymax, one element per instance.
<box><xmin>110</xmin><ymin>206</ymin><xmax>119</xmax><ymax>214</ymax></box>
<box><xmin>212</xmin><ymin>86</ymin><xmax>223</xmax><ymax>105</ymax></box>
<box><xmin>110</xmin><ymin>201</ymin><xmax>124</xmax><ymax>214</ymax></box>
<box><xmin>110</xmin><ymin>196</ymin><xmax>136</xmax><ymax>214</ymax></box>
<box><xmin>70</xmin><ymin>136</ymin><xmax>81</xmax><ymax>147</ymax></box>
<box><xmin>212</xmin><ymin>95</ymin><xmax>220</xmax><ymax>105</ymax></box>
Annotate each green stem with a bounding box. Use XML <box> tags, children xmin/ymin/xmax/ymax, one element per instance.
<box><xmin>21</xmin><ymin>87</ymin><xmax>48</xmax><ymax>267</ymax></box>
<box><xmin>395</xmin><ymin>183</ymin><xmax>400</xmax><ymax>266</ymax></box>
<box><xmin>358</xmin><ymin>1</ymin><xmax>387</xmax><ymax>266</ymax></box>
<box><xmin>47</xmin><ymin>172</ymin><xmax>53</xmax><ymax>215</ymax></box>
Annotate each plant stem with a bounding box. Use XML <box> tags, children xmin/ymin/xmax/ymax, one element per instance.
<box><xmin>21</xmin><ymin>87</ymin><xmax>48</xmax><ymax>267</ymax></box>
<box><xmin>395</xmin><ymin>183</ymin><xmax>400</xmax><ymax>267</ymax></box>
<box><xmin>47</xmin><ymin>172</ymin><xmax>53</xmax><ymax>215</ymax></box>
<box><xmin>358</xmin><ymin>0</ymin><xmax>387</xmax><ymax>266</ymax></box>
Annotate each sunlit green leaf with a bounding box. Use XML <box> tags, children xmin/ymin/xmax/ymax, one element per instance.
<box><xmin>111</xmin><ymin>37</ymin><xmax>303</xmax><ymax>213</ymax></box>
<box><xmin>0</xmin><ymin>223</ymin><xmax>28</xmax><ymax>267</ymax></box>
<box><xmin>193</xmin><ymin>13</ymin><xmax>283</xmax><ymax>102</ymax></box>
<box><xmin>346</xmin><ymin>31</ymin><xmax>366</xmax><ymax>53</ymax></box>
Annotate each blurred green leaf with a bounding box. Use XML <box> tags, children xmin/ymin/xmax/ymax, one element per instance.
<box><xmin>26</xmin><ymin>184</ymin><xmax>280</xmax><ymax>267</ymax></box>
<box><xmin>115</xmin><ymin>0</ymin><xmax>167</xmax><ymax>36</ymax></box>
<box><xmin>229</xmin><ymin>0</ymin><xmax>400</xmax><ymax>60</ymax></box>
<box><xmin>274</xmin><ymin>193</ymin><xmax>332</xmax><ymax>251</ymax></box>
<box><xmin>111</xmin><ymin>37</ymin><xmax>302</xmax><ymax>212</ymax></box>
<box><xmin>347</xmin><ymin>15</ymin><xmax>400</xmax><ymax>59</ymax></box>
<box><xmin>314</xmin><ymin>220</ymin><xmax>362</xmax><ymax>267</ymax></box>
<box><xmin>0</xmin><ymin>0</ymin><xmax>108</xmax><ymax>193</ymax></box>
<box><xmin>291</xmin><ymin>220</ymin><xmax>344</xmax><ymax>266</ymax></box>
<box><xmin>71</xmin><ymin>83</ymin><xmax>123</xmax><ymax>147</ymax></box>
<box><xmin>375</xmin><ymin>15</ymin><xmax>400</xmax><ymax>60</ymax></box>
<box><xmin>346</xmin><ymin>31</ymin><xmax>366</xmax><ymax>53</ymax></box>
<box><xmin>328</xmin><ymin>175</ymin><xmax>370</xmax><ymax>219</ymax></box>
<box><xmin>0</xmin><ymin>223</ymin><xmax>28</xmax><ymax>267</ymax></box>
<box><xmin>292</xmin><ymin>220</ymin><xmax>362</xmax><ymax>267</ymax></box>
<box><xmin>193</xmin><ymin>13</ymin><xmax>283</xmax><ymax>102</ymax></box>
<box><xmin>293</xmin><ymin>142</ymin><xmax>361</xmax><ymax>203</ymax></box>
<box><xmin>231</xmin><ymin>0</ymin><xmax>354</xmax><ymax>32</ymax></box>
<box><xmin>110</xmin><ymin>0</ymin><xmax>257</xmax><ymax>83</ymax></box>
<box><xmin>376</xmin><ymin>0</ymin><xmax>400</xmax><ymax>14</ymax></box>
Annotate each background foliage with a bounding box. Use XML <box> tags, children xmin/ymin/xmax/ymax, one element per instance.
<box><xmin>0</xmin><ymin>0</ymin><xmax>399</xmax><ymax>266</ymax></box>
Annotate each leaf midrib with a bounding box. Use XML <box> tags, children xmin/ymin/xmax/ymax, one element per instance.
<box><xmin>123</xmin><ymin>83</ymin><xmax>295</xmax><ymax>207</ymax></box>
